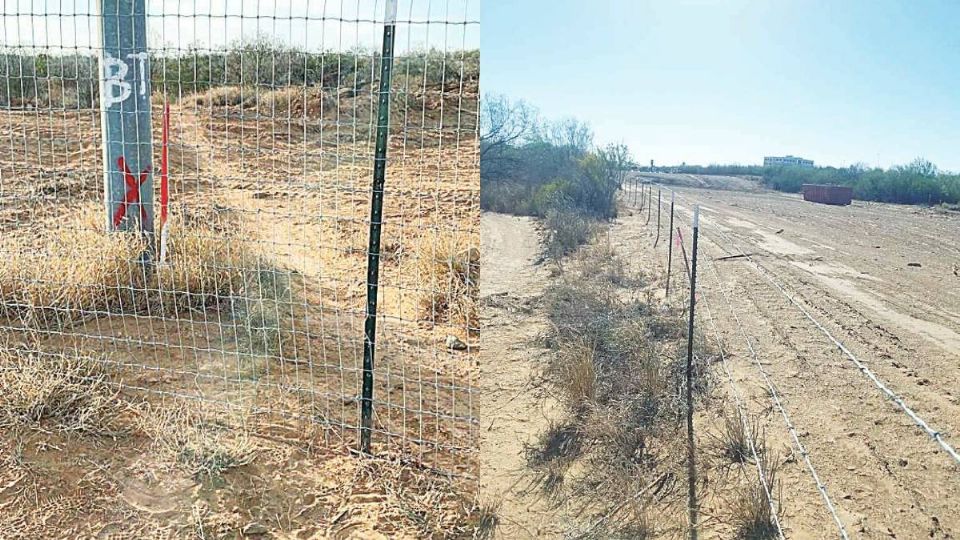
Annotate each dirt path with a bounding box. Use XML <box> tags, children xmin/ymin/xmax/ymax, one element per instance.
<box><xmin>617</xmin><ymin>183</ymin><xmax>960</xmax><ymax>538</ymax></box>
<box><xmin>479</xmin><ymin>212</ymin><xmax>568</xmax><ymax>538</ymax></box>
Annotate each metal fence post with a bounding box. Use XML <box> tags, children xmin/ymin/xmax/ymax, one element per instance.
<box><xmin>685</xmin><ymin>205</ymin><xmax>700</xmax><ymax>540</ymax></box>
<box><xmin>360</xmin><ymin>0</ymin><xmax>398</xmax><ymax>454</ymax></box>
<box><xmin>654</xmin><ymin>188</ymin><xmax>662</xmax><ymax>247</ymax></box>
<box><xmin>666</xmin><ymin>191</ymin><xmax>675</xmax><ymax>297</ymax></box>
<box><xmin>98</xmin><ymin>0</ymin><xmax>154</xmax><ymax>243</ymax></box>
<box><xmin>645</xmin><ymin>184</ymin><xmax>652</xmax><ymax>224</ymax></box>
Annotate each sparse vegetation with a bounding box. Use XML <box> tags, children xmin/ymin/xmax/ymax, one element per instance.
<box><xmin>417</xmin><ymin>232</ymin><xmax>480</xmax><ymax>330</ymax></box>
<box><xmin>0</xmin><ymin>347</ymin><xmax>126</xmax><ymax>434</ymax></box>
<box><xmin>527</xmin><ymin>238</ymin><xmax>714</xmax><ymax>535</ymax></box>
<box><xmin>730</xmin><ymin>451</ymin><xmax>782</xmax><ymax>540</ymax></box>
<box><xmin>709</xmin><ymin>411</ymin><xmax>763</xmax><ymax>465</ymax></box>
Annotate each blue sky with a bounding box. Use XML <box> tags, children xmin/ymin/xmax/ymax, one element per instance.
<box><xmin>2</xmin><ymin>1</ymin><xmax>479</xmax><ymax>55</ymax></box>
<box><xmin>482</xmin><ymin>0</ymin><xmax>960</xmax><ymax>171</ymax></box>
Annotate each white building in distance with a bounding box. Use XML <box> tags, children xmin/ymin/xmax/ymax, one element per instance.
<box><xmin>764</xmin><ymin>155</ymin><xmax>814</xmax><ymax>168</ymax></box>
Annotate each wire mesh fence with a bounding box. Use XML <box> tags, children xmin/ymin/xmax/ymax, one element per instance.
<box><xmin>0</xmin><ymin>0</ymin><xmax>479</xmax><ymax>479</ymax></box>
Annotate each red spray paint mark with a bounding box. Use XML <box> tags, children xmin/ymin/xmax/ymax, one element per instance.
<box><xmin>113</xmin><ymin>156</ymin><xmax>151</xmax><ymax>228</ymax></box>
<box><xmin>161</xmin><ymin>101</ymin><xmax>169</xmax><ymax>226</ymax></box>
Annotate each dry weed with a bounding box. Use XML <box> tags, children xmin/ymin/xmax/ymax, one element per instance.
<box><xmin>136</xmin><ymin>401</ymin><xmax>257</xmax><ymax>480</ymax></box>
<box><xmin>730</xmin><ymin>451</ymin><xmax>782</xmax><ymax>539</ymax></box>
<box><xmin>709</xmin><ymin>411</ymin><xmax>763</xmax><ymax>465</ymax></box>
<box><xmin>417</xmin><ymin>231</ymin><xmax>479</xmax><ymax>329</ymax></box>
<box><xmin>0</xmin><ymin>347</ymin><xmax>126</xmax><ymax>434</ymax></box>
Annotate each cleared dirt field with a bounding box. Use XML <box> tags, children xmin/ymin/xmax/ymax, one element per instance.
<box><xmin>480</xmin><ymin>181</ymin><xmax>959</xmax><ymax>538</ymax></box>
<box><xmin>618</xmin><ymin>182</ymin><xmax>960</xmax><ymax>538</ymax></box>
<box><xmin>0</xmin><ymin>77</ymin><xmax>480</xmax><ymax>537</ymax></box>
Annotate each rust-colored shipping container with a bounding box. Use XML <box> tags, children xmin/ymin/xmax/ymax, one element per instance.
<box><xmin>802</xmin><ymin>184</ymin><xmax>853</xmax><ymax>206</ymax></box>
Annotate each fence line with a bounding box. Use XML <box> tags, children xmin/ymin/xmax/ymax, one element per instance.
<box><xmin>0</xmin><ymin>0</ymin><xmax>479</xmax><ymax>478</ymax></box>
<box><xmin>699</xmin><ymin>271</ymin><xmax>786</xmax><ymax>540</ymax></box>
<box><xmin>678</xmin><ymin>192</ymin><xmax>960</xmax><ymax>467</ymax></box>
<box><xmin>699</xmin><ymin>238</ymin><xmax>849</xmax><ymax>539</ymax></box>
<box><xmin>630</xmin><ymin>181</ymin><xmax>847</xmax><ymax>538</ymax></box>
<box><xmin>639</xmin><ymin>182</ymin><xmax>960</xmax><ymax>467</ymax></box>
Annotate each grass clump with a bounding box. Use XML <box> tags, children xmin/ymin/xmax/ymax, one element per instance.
<box><xmin>0</xmin><ymin>347</ymin><xmax>125</xmax><ymax>434</ymax></box>
<box><xmin>543</xmin><ymin>208</ymin><xmax>597</xmax><ymax>260</ymax></box>
<box><xmin>0</xmin><ymin>206</ymin><xmax>301</xmax><ymax>362</ymax></box>
<box><xmin>417</xmin><ymin>232</ymin><xmax>479</xmax><ymax>330</ymax></box>
<box><xmin>730</xmin><ymin>451</ymin><xmax>782</xmax><ymax>539</ymax></box>
<box><xmin>709</xmin><ymin>411</ymin><xmax>763</xmax><ymax>465</ymax></box>
<box><xmin>472</xmin><ymin>499</ymin><xmax>501</xmax><ymax>540</ymax></box>
<box><xmin>137</xmin><ymin>402</ymin><xmax>257</xmax><ymax>480</ymax></box>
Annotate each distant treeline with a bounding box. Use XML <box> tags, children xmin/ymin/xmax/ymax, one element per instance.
<box><xmin>0</xmin><ymin>43</ymin><xmax>479</xmax><ymax>108</ymax></box>
<box><xmin>761</xmin><ymin>159</ymin><xmax>960</xmax><ymax>205</ymax></box>
<box><xmin>656</xmin><ymin>159</ymin><xmax>960</xmax><ymax>206</ymax></box>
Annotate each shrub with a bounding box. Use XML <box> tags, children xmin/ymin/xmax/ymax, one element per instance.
<box><xmin>543</xmin><ymin>208</ymin><xmax>597</xmax><ymax>259</ymax></box>
<box><xmin>417</xmin><ymin>232</ymin><xmax>479</xmax><ymax>330</ymax></box>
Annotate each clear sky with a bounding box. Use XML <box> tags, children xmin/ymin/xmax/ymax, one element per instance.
<box><xmin>482</xmin><ymin>0</ymin><xmax>960</xmax><ymax>172</ymax></box>
<box><xmin>2</xmin><ymin>1</ymin><xmax>479</xmax><ymax>55</ymax></box>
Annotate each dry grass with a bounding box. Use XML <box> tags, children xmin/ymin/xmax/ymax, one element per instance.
<box><xmin>417</xmin><ymin>231</ymin><xmax>479</xmax><ymax>330</ymax></box>
<box><xmin>530</xmin><ymin>235</ymin><xmax>715</xmax><ymax>535</ymax></box>
<box><xmin>180</xmin><ymin>85</ymin><xmax>254</xmax><ymax>109</ymax></box>
<box><xmin>0</xmin><ymin>346</ymin><xmax>126</xmax><ymax>434</ymax></box>
<box><xmin>256</xmin><ymin>86</ymin><xmax>332</xmax><ymax>117</ymax></box>
<box><xmin>709</xmin><ymin>411</ymin><xmax>763</xmax><ymax>465</ymax></box>
<box><xmin>730</xmin><ymin>451</ymin><xmax>782</xmax><ymax>539</ymax></box>
<box><xmin>0</xmin><ymin>206</ymin><xmax>303</xmax><ymax>363</ymax></box>
<box><xmin>472</xmin><ymin>499</ymin><xmax>501</xmax><ymax>540</ymax></box>
<box><xmin>136</xmin><ymin>401</ymin><xmax>257</xmax><ymax>480</ymax></box>
<box><xmin>557</xmin><ymin>340</ymin><xmax>597</xmax><ymax>412</ymax></box>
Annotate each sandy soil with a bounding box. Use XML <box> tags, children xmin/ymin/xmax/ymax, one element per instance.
<box><xmin>0</xmin><ymin>79</ymin><xmax>479</xmax><ymax>537</ymax></box>
<box><xmin>617</xmin><ymin>183</ymin><xmax>960</xmax><ymax>538</ymax></box>
<box><xmin>633</xmin><ymin>172</ymin><xmax>766</xmax><ymax>192</ymax></box>
<box><xmin>479</xmin><ymin>213</ymin><xmax>571</xmax><ymax>538</ymax></box>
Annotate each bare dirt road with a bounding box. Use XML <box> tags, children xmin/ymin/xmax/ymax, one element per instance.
<box><xmin>618</xmin><ymin>182</ymin><xmax>960</xmax><ymax>538</ymax></box>
<box><xmin>479</xmin><ymin>212</ymin><xmax>572</xmax><ymax>538</ymax></box>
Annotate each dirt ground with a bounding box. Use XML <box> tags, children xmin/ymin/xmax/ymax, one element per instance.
<box><xmin>480</xmin><ymin>181</ymin><xmax>960</xmax><ymax>538</ymax></box>
<box><xmin>616</xmin><ymin>181</ymin><xmax>960</xmax><ymax>538</ymax></box>
<box><xmin>636</xmin><ymin>172</ymin><xmax>766</xmax><ymax>193</ymax></box>
<box><xmin>478</xmin><ymin>213</ymin><xmax>570</xmax><ymax>538</ymax></box>
<box><xmin>0</xmin><ymin>79</ymin><xmax>479</xmax><ymax>538</ymax></box>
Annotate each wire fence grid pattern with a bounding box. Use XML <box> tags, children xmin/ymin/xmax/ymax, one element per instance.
<box><xmin>0</xmin><ymin>0</ymin><xmax>479</xmax><ymax>477</ymax></box>
<box><xmin>628</xmin><ymin>177</ymin><xmax>960</xmax><ymax>537</ymax></box>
